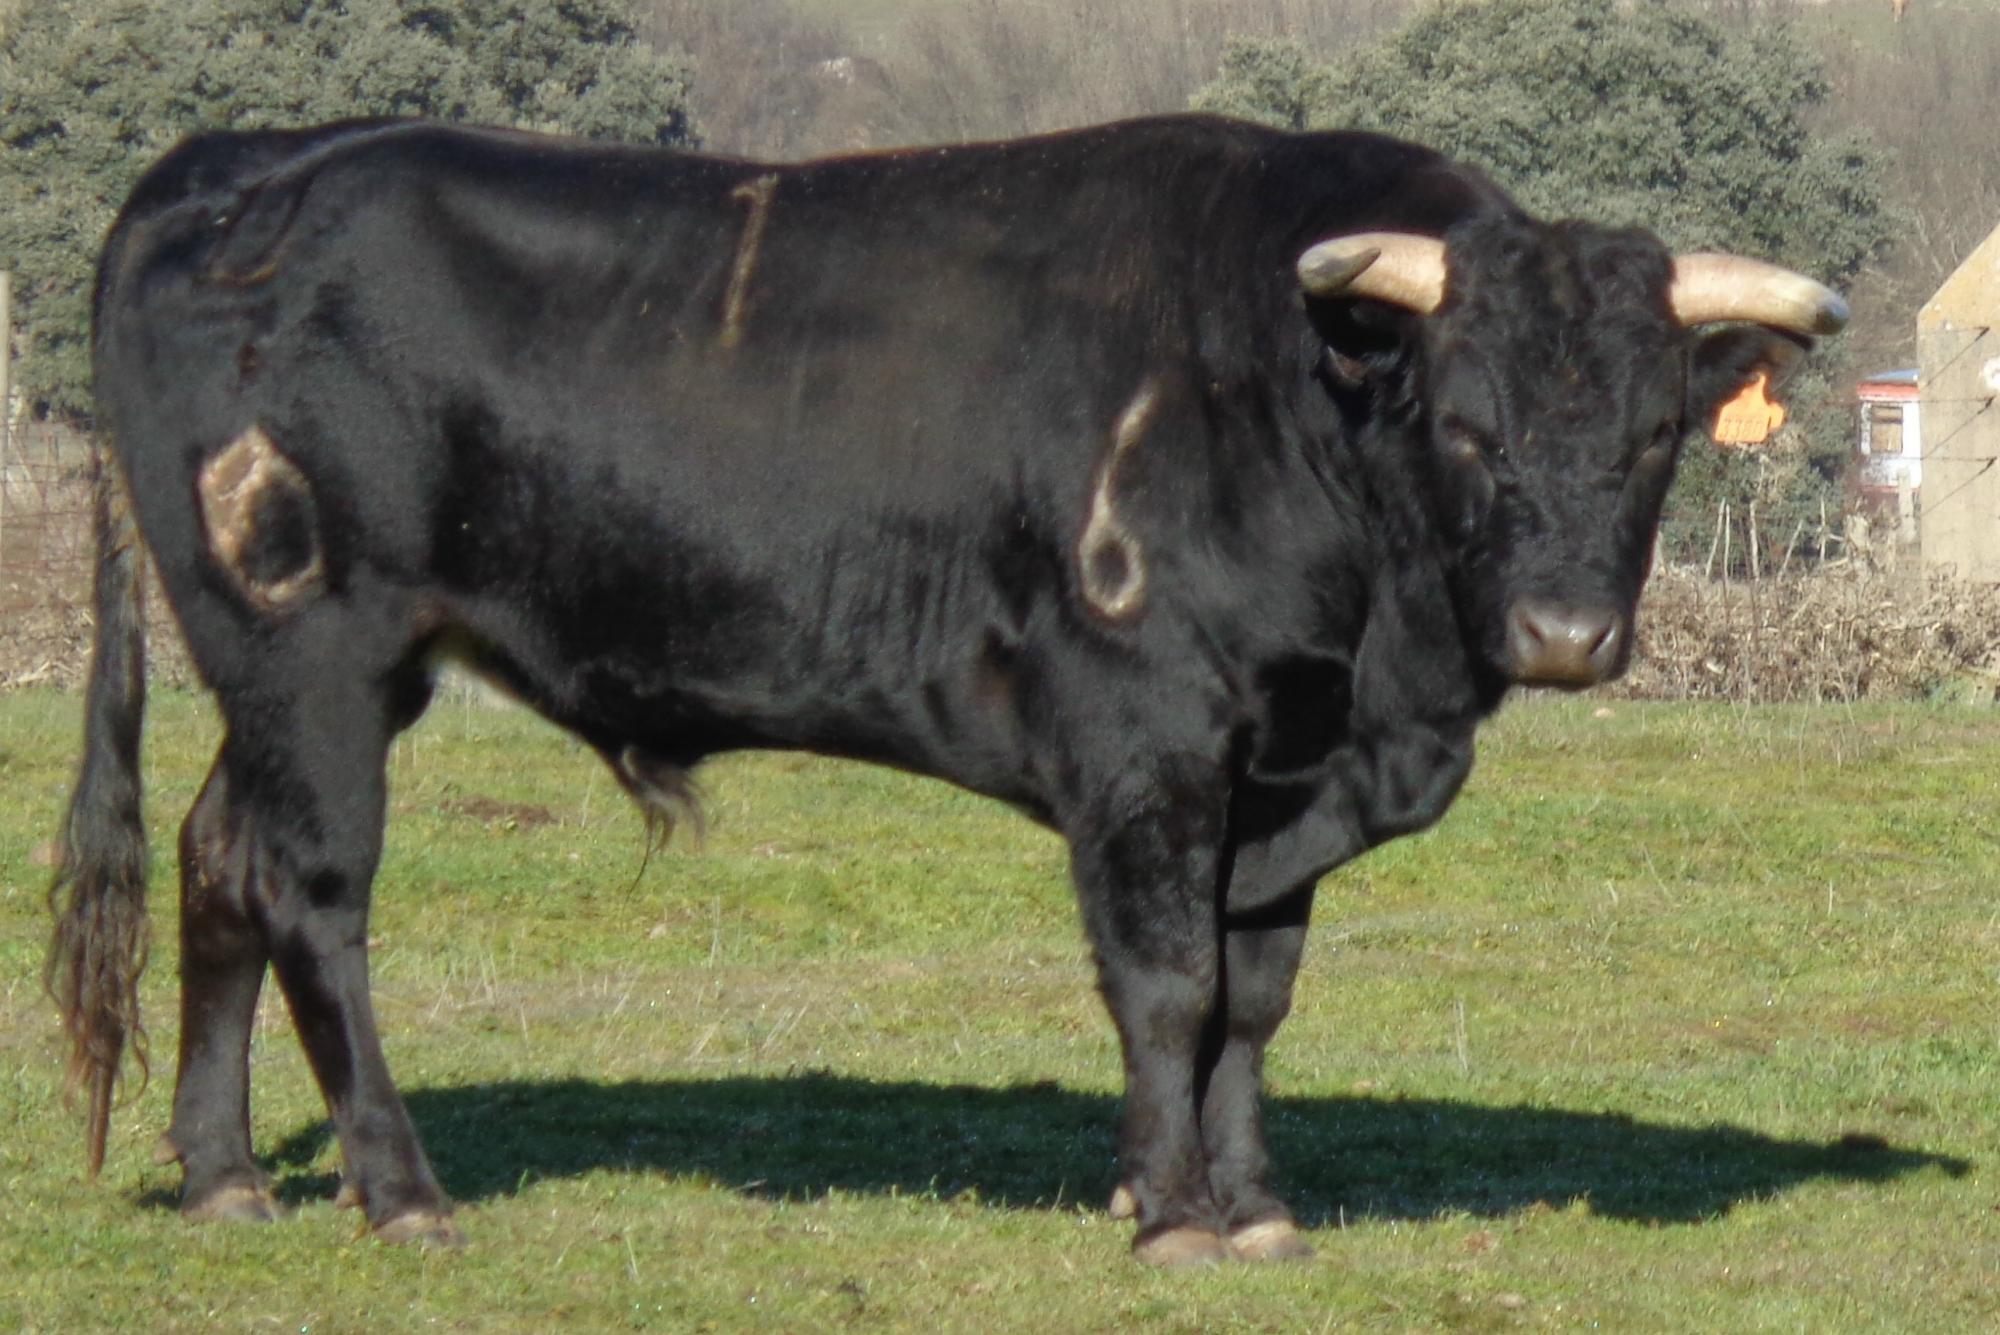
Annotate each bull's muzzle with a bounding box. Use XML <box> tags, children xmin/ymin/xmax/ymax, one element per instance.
<box><xmin>1505</xmin><ymin>600</ymin><xmax>1627</xmax><ymax>689</ymax></box>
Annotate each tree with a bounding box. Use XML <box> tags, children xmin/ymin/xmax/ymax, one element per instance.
<box><xmin>0</xmin><ymin>0</ymin><xmax>697</xmax><ymax>419</ymax></box>
<box><xmin>1196</xmin><ymin>0</ymin><xmax>1893</xmax><ymax>565</ymax></box>
<box><xmin>1198</xmin><ymin>0</ymin><xmax>1886</xmax><ymax>284</ymax></box>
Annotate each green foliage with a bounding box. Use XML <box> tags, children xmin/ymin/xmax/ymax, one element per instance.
<box><xmin>1194</xmin><ymin>33</ymin><xmax>1334</xmax><ymax>134</ymax></box>
<box><xmin>1196</xmin><ymin>0</ymin><xmax>1893</xmax><ymax>566</ymax></box>
<box><xmin>0</xmin><ymin>0</ymin><xmax>697</xmax><ymax>419</ymax></box>
<box><xmin>1197</xmin><ymin>0</ymin><xmax>1889</xmax><ymax>285</ymax></box>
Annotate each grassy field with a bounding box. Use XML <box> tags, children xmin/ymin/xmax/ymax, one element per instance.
<box><xmin>5</xmin><ymin>689</ymin><xmax>2000</xmax><ymax>1330</ymax></box>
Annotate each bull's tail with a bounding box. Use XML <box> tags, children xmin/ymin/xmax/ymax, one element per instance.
<box><xmin>45</xmin><ymin>447</ymin><xmax>150</xmax><ymax>1177</ymax></box>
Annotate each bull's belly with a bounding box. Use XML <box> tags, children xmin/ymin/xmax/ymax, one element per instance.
<box><xmin>429</xmin><ymin>613</ymin><xmax>1056</xmax><ymax>826</ymax></box>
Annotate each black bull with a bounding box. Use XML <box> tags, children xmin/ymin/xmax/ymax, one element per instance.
<box><xmin>48</xmin><ymin>114</ymin><xmax>1845</xmax><ymax>1263</ymax></box>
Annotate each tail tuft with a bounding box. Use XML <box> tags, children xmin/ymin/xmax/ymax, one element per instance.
<box><xmin>45</xmin><ymin>450</ymin><xmax>151</xmax><ymax>1177</ymax></box>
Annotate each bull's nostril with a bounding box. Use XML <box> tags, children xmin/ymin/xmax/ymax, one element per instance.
<box><xmin>1588</xmin><ymin>613</ymin><xmax>1628</xmax><ymax>673</ymax></box>
<box><xmin>1507</xmin><ymin>601</ymin><xmax>1624</xmax><ymax>688</ymax></box>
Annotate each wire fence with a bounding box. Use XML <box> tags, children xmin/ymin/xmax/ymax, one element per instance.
<box><xmin>0</xmin><ymin>421</ymin><xmax>91</xmax><ymax>614</ymax></box>
<box><xmin>0</xmin><ymin>421</ymin><xmax>101</xmax><ymax>688</ymax></box>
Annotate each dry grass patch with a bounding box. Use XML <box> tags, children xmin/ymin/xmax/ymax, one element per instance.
<box><xmin>1617</xmin><ymin>562</ymin><xmax>2000</xmax><ymax>703</ymax></box>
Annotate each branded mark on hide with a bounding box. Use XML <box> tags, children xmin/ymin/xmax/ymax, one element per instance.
<box><xmin>1078</xmin><ymin>383</ymin><xmax>1159</xmax><ymax>620</ymax></box>
<box><xmin>197</xmin><ymin>425</ymin><xmax>325</xmax><ymax>610</ymax></box>
<box><xmin>720</xmin><ymin>174</ymin><xmax>780</xmax><ymax>348</ymax></box>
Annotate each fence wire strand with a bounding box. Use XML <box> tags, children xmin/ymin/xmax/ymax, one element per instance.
<box><xmin>0</xmin><ymin>422</ymin><xmax>92</xmax><ymax>615</ymax></box>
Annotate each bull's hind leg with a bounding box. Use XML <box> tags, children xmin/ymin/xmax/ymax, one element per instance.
<box><xmin>209</xmin><ymin>642</ymin><xmax>454</xmax><ymax>1244</ymax></box>
<box><xmin>159</xmin><ymin>760</ymin><xmax>278</xmax><ymax>1222</ymax></box>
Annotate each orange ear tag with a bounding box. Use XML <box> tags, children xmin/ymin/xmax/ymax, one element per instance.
<box><xmin>1710</xmin><ymin>371</ymin><xmax>1787</xmax><ymax>446</ymax></box>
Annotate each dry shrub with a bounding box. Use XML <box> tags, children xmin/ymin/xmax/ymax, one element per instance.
<box><xmin>0</xmin><ymin>427</ymin><xmax>194</xmax><ymax>690</ymax></box>
<box><xmin>1614</xmin><ymin>563</ymin><xmax>2000</xmax><ymax>703</ymax></box>
<box><xmin>0</xmin><ymin>563</ymin><xmax>194</xmax><ymax>691</ymax></box>
<box><xmin>0</xmin><ymin>584</ymin><xmax>93</xmax><ymax>689</ymax></box>
<box><xmin>642</xmin><ymin>0</ymin><xmax>860</xmax><ymax>159</ymax></box>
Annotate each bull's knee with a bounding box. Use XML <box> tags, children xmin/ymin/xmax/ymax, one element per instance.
<box><xmin>197</xmin><ymin>426</ymin><xmax>325</xmax><ymax>611</ymax></box>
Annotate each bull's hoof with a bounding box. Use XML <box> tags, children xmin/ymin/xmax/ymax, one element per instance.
<box><xmin>183</xmin><ymin>1183</ymin><xmax>281</xmax><ymax>1225</ymax></box>
<box><xmin>333</xmin><ymin>1179</ymin><xmax>363</xmax><ymax>1211</ymax></box>
<box><xmin>1132</xmin><ymin>1226</ymin><xmax>1231</xmax><ymax>1268</ymax></box>
<box><xmin>373</xmin><ymin>1210</ymin><xmax>465</xmax><ymax>1248</ymax></box>
<box><xmin>1107</xmin><ymin>1182</ymin><xmax>1137</xmax><ymax>1220</ymax></box>
<box><xmin>1228</xmin><ymin>1218</ymin><xmax>1314</xmax><ymax>1262</ymax></box>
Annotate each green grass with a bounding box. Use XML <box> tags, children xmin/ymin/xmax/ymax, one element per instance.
<box><xmin>6</xmin><ymin>689</ymin><xmax>2000</xmax><ymax>1330</ymax></box>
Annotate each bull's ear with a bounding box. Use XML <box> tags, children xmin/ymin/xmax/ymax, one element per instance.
<box><xmin>1298</xmin><ymin>233</ymin><xmax>1437</xmax><ymax>385</ymax></box>
<box><xmin>1688</xmin><ymin>326</ymin><xmax>1811</xmax><ymax>428</ymax></box>
<box><xmin>1303</xmin><ymin>292</ymin><xmax>1416</xmax><ymax>386</ymax></box>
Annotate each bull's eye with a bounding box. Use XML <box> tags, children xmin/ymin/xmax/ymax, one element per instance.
<box><xmin>1439</xmin><ymin>423</ymin><xmax>1500</xmax><ymax>537</ymax></box>
<box><xmin>1444</xmin><ymin>422</ymin><xmax>1504</xmax><ymax>466</ymax></box>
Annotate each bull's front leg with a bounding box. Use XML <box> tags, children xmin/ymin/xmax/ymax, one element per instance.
<box><xmin>1134</xmin><ymin>718</ymin><xmax>1475</xmax><ymax>1260</ymax></box>
<box><xmin>1068</xmin><ymin>750</ymin><xmax>1233</xmax><ymax>1267</ymax></box>
<box><xmin>1201</xmin><ymin>896</ymin><xmax>1318</xmax><ymax>1260</ymax></box>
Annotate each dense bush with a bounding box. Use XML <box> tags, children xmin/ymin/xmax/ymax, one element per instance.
<box><xmin>1197</xmin><ymin>0</ymin><xmax>1888</xmax><ymax>283</ymax></box>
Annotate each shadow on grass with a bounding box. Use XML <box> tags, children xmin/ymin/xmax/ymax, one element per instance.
<box><xmin>247</xmin><ymin>1073</ymin><xmax>1967</xmax><ymax>1227</ymax></box>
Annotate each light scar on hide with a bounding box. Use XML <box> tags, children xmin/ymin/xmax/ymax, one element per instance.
<box><xmin>1077</xmin><ymin>382</ymin><xmax>1160</xmax><ymax>621</ymax></box>
<box><xmin>196</xmin><ymin>425</ymin><xmax>325</xmax><ymax>611</ymax></box>
<box><xmin>719</xmin><ymin>173</ymin><xmax>780</xmax><ymax>348</ymax></box>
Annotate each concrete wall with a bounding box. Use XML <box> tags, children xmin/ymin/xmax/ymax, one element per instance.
<box><xmin>1918</xmin><ymin>222</ymin><xmax>2000</xmax><ymax>581</ymax></box>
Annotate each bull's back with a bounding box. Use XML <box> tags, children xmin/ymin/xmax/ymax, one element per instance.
<box><xmin>90</xmin><ymin>123</ymin><xmax>1194</xmax><ymax>776</ymax></box>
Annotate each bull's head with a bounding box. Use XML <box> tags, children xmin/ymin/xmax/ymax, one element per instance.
<box><xmin>1297</xmin><ymin>218</ymin><xmax>1846</xmax><ymax>690</ymax></box>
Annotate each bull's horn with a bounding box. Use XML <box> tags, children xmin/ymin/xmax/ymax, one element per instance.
<box><xmin>1297</xmin><ymin>233</ymin><xmax>1446</xmax><ymax>314</ymax></box>
<box><xmin>1670</xmin><ymin>254</ymin><xmax>1849</xmax><ymax>336</ymax></box>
